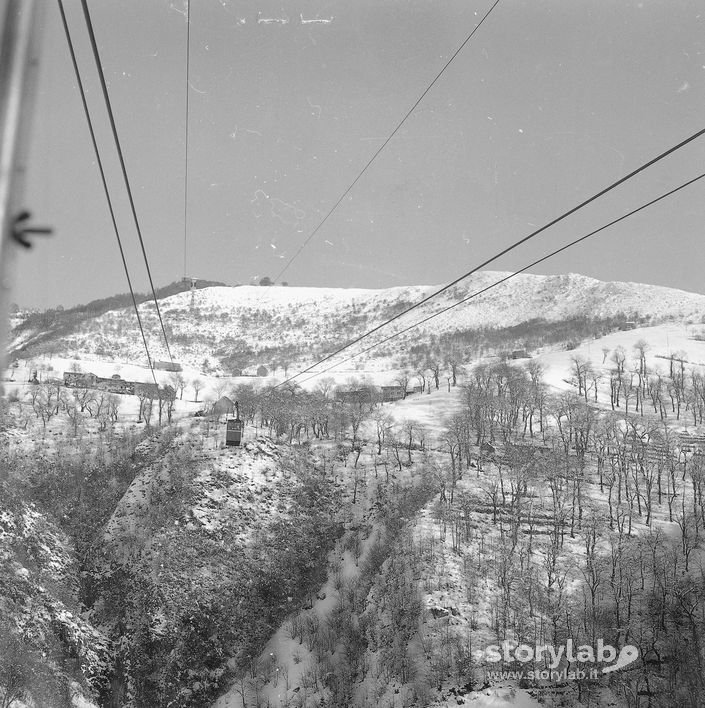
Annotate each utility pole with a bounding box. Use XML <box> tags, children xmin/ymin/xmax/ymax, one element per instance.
<box><xmin>0</xmin><ymin>0</ymin><xmax>46</xmax><ymax>364</ymax></box>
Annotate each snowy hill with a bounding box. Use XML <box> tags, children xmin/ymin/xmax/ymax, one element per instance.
<box><xmin>10</xmin><ymin>272</ymin><xmax>705</xmax><ymax>376</ymax></box>
<box><xmin>6</xmin><ymin>273</ymin><xmax>705</xmax><ymax>707</ymax></box>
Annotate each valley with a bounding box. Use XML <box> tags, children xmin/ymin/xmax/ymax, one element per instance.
<box><xmin>2</xmin><ymin>276</ymin><xmax>705</xmax><ymax>708</ymax></box>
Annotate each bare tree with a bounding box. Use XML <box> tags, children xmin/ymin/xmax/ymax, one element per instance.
<box><xmin>170</xmin><ymin>372</ymin><xmax>186</xmax><ymax>400</ymax></box>
<box><xmin>107</xmin><ymin>394</ymin><xmax>120</xmax><ymax>422</ymax></box>
<box><xmin>444</xmin><ymin>344</ymin><xmax>463</xmax><ymax>386</ymax></box>
<box><xmin>191</xmin><ymin>378</ymin><xmax>203</xmax><ymax>402</ymax></box>
<box><xmin>96</xmin><ymin>400</ymin><xmax>111</xmax><ymax>432</ymax></box>
<box><xmin>386</xmin><ymin>428</ymin><xmax>405</xmax><ymax>471</ymax></box>
<box><xmin>345</xmin><ymin>398</ymin><xmax>371</xmax><ymax>444</ymax></box>
<box><xmin>142</xmin><ymin>396</ymin><xmax>154</xmax><ymax>427</ymax></box>
<box><xmin>402</xmin><ymin>419</ymin><xmax>416</xmax><ymax>465</ymax></box>
<box><xmin>428</xmin><ymin>360</ymin><xmax>441</xmax><ymax>390</ymax></box>
<box><xmin>27</xmin><ymin>383</ymin><xmax>41</xmax><ymax>409</ymax></box>
<box><xmin>164</xmin><ymin>386</ymin><xmax>177</xmax><ymax>424</ymax></box>
<box><xmin>315</xmin><ymin>376</ymin><xmax>336</xmax><ymax>399</ymax></box>
<box><xmin>633</xmin><ymin>339</ymin><xmax>650</xmax><ymax>377</ymax></box>
<box><xmin>72</xmin><ymin>387</ymin><xmax>97</xmax><ymax>414</ymax></box>
<box><xmin>394</xmin><ymin>370</ymin><xmax>411</xmax><ymax>399</ymax></box>
<box><xmin>371</xmin><ymin>408</ymin><xmax>393</xmax><ymax>454</ymax></box>
<box><xmin>62</xmin><ymin>396</ymin><xmax>84</xmax><ymax>438</ymax></box>
<box><xmin>30</xmin><ymin>383</ymin><xmax>60</xmax><ymax>431</ymax></box>
<box><xmin>570</xmin><ymin>355</ymin><xmax>591</xmax><ymax>399</ymax></box>
<box><xmin>212</xmin><ymin>379</ymin><xmax>228</xmax><ymax>401</ymax></box>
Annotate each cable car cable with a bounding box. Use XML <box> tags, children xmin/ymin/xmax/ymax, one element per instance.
<box><xmin>291</xmin><ymin>170</ymin><xmax>705</xmax><ymax>384</ymax></box>
<box><xmin>276</xmin><ymin>122</ymin><xmax>705</xmax><ymax>386</ymax></box>
<box><xmin>80</xmin><ymin>0</ymin><xmax>175</xmax><ymax>364</ymax></box>
<box><xmin>273</xmin><ymin>0</ymin><xmax>502</xmax><ymax>283</ymax></box>
<box><xmin>57</xmin><ymin>0</ymin><xmax>159</xmax><ymax>388</ymax></box>
<box><xmin>183</xmin><ymin>0</ymin><xmax>191</xmax><ymax>279</ymax></box>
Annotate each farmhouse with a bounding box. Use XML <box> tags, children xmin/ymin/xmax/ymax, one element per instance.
<box><xmin>381</xmin><ymin>385</ymin><xmax>405</xmax><ymax>402</ymax></box>
<box><xmin>63</xmin><ymin>371</ymin><xmax>98</xmax><ymax>388</ymax></box>
<box><xmin>335</xmin><ymin>388</ymin><xmax>374</xmax><ymax>404</ymax></box>
<box><xmin>212</xmin><ymin>395</ymin><xmax>236</xmax><ymax>419</ymax></box>
<box><xmin>97</xmin><ymin>376</ymin><xmax>134</xmax><ymax>395</ymax></box>
<box><xmin>63</xmin><ymin>371</ymin><xmax>174</xmax><ymax>399</ymax></box>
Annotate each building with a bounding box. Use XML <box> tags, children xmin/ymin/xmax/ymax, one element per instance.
<box><xmin>381</xmin><ymin>385</ymin><xmax>405</xmax><ymax>402</ymax></box>
<box><xmin>63</xmin><ymin>371</ymin><xmax>98</xmax><ymax>388</ymax></box>
<box><xmin>679</xmin><ymin>431</ymin><xmax>705</xmax><ymax>454</ymax></box>
<box><xmin>154</xmin><ymin>360</ymin><xmax>183</xmax><ymax>372</ymax></box>
<box><xmin>335</xmin><ymin>388</ymin><xmax>374</xmax><ymax>404</ymax></box>
<box><xmin>63</xmin><ymin>371</ymin><xmax>176</xmax><ymax>399</ymax></box>
<box><xmin>212</xmin><ymin>395</ymin><xmax>236</xmax><ymax>419</ymax></box>
<box><xmin>97</xmin><ymin>376</ymin><xmax>135</xmax><ymax>395</ymax></box>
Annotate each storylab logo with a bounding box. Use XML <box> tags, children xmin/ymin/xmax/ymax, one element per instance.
<box><xmin>476</xmin><ymin>640</ymin><xmax>639</xmax><ymax>681</ymax></box>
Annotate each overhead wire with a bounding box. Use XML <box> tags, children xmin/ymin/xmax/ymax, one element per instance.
<box><xmin>276</xmin><ymin>126</ymin><xmax>705</xmax><ymax>386</ymax></box>
<box><xmin>291</xmin><ymin>170</ymin><xmax>705</xmax><ymax>385</ymax></box>
<box><xmin>57</xmin><ymin>0</ymin><xmax>159</xmax><ymax>387</ymax></box>
<box><xmin>273</xmin><ymin>0</ymin><xmax>502</xmax><ymax>283</ymax></box>
<box><xmin>80</xmin><ymin>0</ymin><xmax>175</xmax><ymax>364</ymax></box>
<box><xmin>183</xmin><ymin>0</ymin><xmax>191</xmax><ymax>279</ymax></box>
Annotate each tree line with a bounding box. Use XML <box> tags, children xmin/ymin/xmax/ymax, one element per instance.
<box><xmin>426</xmin><ymin>346</ymin><xmax>705</xmax><ymax>706</ymax></box>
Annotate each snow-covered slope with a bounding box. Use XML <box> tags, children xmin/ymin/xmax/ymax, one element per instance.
<box><xmin>0</xmin><ymin>484</ymin><xmax>110</xmax><ymax>705</ymax></box>
<box><xmin>11</xmin><ymin>272</ymin><xmax>705</xmax><ymax>373</ymax></box>
<box><xmin>154</xmin><ymin>271</ymin><xmax>705</xmax><ymax>334</ymax></box>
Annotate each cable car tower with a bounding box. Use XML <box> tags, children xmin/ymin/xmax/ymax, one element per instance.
<box><xmin>182</xmin><ymin>275</ymin><xmax>198</xmax><ymax>307</ymax></box>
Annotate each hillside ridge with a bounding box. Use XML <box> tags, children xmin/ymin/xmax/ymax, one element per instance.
<box><xmin>10</xmin><ymin>271</ymin><xmax>705</xmax><ymax>375</ymax></box>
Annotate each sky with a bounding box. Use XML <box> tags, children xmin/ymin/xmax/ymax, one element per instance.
<box><xmin>13</xmin><ymin>0</ymin><xmax>705</xmax><ymax>309</ymax></box>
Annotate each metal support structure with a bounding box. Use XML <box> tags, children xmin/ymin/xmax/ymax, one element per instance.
<box><xmin>0</xmin><ymin>0</ymin><xmax>45</xmax><ymax>364</ymax></box>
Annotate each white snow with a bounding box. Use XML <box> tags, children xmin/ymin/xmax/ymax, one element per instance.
<box><xmin>15</xmin><ymin>272</ymin><xmax>705</xmax><ymax>378</ymax></box>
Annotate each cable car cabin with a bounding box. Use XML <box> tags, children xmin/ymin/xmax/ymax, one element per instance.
<box><xmin>226</xmin><ymin>418</ymin><xmax>244</xmax><ymax>447</ymax></box>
